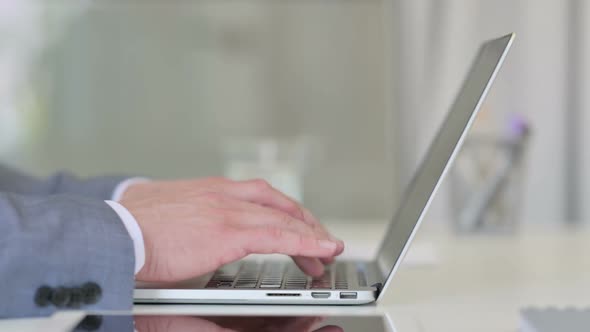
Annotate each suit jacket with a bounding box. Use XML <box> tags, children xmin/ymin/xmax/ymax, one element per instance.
<box><xmin>0</xmin><ymin>164</ymin><xmax>135</xmax><ymax>318</ymax></box>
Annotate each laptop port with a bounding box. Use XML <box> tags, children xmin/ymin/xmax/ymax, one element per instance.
<box><xmin>266</xmin><ymin>293</ymin><xmax>301</xmax><ymax>297</ymax></box>
<box><xmin>311</xmin><ymin>292</ymin><xmax>331</xmax><ymax>299</ymax></box>
<box><xmin>339</xmin><ymin>292</ymin><xmax>358</xmax><ymax>299</ymax></box>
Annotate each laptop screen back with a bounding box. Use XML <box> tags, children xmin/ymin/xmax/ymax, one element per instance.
<box><xmin>375</xmin><ymin>34</ymin><xmax>515</xmax><ymax>293</ymax></box>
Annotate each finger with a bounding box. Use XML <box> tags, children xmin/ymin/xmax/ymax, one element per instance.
<box><xmin>202</xmin><ymin>191</ymin><xmax>344</xmax><ymax>258</ymax></box>
<box><xmin>242</xmin><ymin>210</ymin><xmax>344</xmax><ymax>257</ymax></box>
<box><xmin>226</xmin><ymin>205</ymin><xmax>339</xmax><ymax>274</ymax></box>
<box><xmin>300</xmin><ymin>207</ymin><xmax>344</xmax><ymax>255</ymax></box>
<box><xmin>238</xmin><ymin>227</ymin><xmax>340</xmax><ymax>258</ymax></box>
<box><xmin>320</xmin><ymin>256</ymin><xmax>335</xmax><ymax>265</ymax></box>
<box><xmin>209</xmin><ymin>197</ymin><xmax>329</xmax><ymax>240</ymax></box>
<box><xmin>227</xmin><ymin>180</ymin><xmax>333</xmax><ymax>241</ymax></box>
<box><xmin>223</xmin><ymin>180</ymin><xmax>345</xmax><ymax>255</ymax></box>
<box><xmin>295</xmin><ymin>207</ymin><xmax>338</xmax><ymax>248</ymax></box>
<box><xmin>314</xmin><ymin>326</ymin><xmax>344</xmax><ymax>332</ymax></box>
<box><xmin>225</xmin><ymin>179</ymin><xmax>307</xmax><ymax>221</ymax></box>
<box><xmin>293</xmin><ymin>256</ymin><xmax>325</xmax><ymax>277</ymax></box>
<box><xmin>229</xmin><ymin>210</ymin><xmax>321</xmax><ymax>238</ymax></box>
<box><xmin>243</xmin><ymin>215</ymin><xmax>344</xmax><ymax>259</ymax></box>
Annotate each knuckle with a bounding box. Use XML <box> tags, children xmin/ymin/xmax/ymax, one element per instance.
<box><xmin>314</xmin><ymin>224</ymin><xmax>330</xmax><ymax>237</ymax></box>
<box><xmin>201</xmin><ymin>191</ymin><xmax>225</xmax><ymax>203</ymax></box>
<box><xmin>280</xmin><ymin>214</ymin><xmax>296</xmax><ymax>227</ymax></box>
<box><xmin>264</xmin><ymin>225</ymin><xmax>284</xmax><ymax>241</ymax></box>
<box><xmin>286</xmin><ymin>201</ymin><xmax>303</xmax><ymax>215</ymax></box>
<box><xmin>214</xmin><ymin>211</ymin><xmax>234</xmax><ymax>226</ymax></box>
<box><xmin>279</xmin><ymin>214</ymin><xmax>311</xmax><ymax>235</ymax></box>
<box><xmin>296</xmin><ymin>233</ymin><xmax>307</xmax><ymax>250</ymax></box>
<box><xmin>249</xmin><ymin>179</ymin><xmax>272</xmax><ymax>192</ymax></box>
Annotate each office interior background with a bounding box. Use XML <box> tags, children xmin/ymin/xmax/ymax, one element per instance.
<box><xmin>0</xmin><ymin>0</ymin><xmax>588</xmax><ymax>226</ymax></box>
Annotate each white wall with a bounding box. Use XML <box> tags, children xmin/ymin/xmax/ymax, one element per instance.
<box><xmin>14</xmin><ymin>0</ymin><xmax>395</xmax><ymax>220</ymax></box>
<box><xmin>4</xmin><ymin>0</ymin><xmax>583</xmax><ymax>224</ymax></box>
<box><xmin>580</xmin><ymin>1</ymin><xmax>590</xmax><ymax>222</ymax></box>
<box><xmin>393</xmin><ymin>0</ymin><xmax>571</xmax><ymax>223</ymax></box>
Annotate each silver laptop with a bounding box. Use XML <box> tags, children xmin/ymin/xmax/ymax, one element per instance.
<box><xmin>134</xmin><ymin>33</ymin><xmax>515</xmax><ymax>305</ymax></box>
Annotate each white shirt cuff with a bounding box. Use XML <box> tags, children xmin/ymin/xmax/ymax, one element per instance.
<box><xmin>111</xmin><ymin>177</ymin><xmax>150</xmax><ymax>201</ymax></box>
<box><xmin>106</xmin><ymin>200</ymin><xmax>146</xmax><ymax>275</ymax></box>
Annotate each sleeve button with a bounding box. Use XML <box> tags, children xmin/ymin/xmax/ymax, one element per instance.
<box><xmin>68</xmin><ymin>287</ymin><xmax>84</xmax><ymax>308</ymax></box>
<box><xmin>82</xmin><ymin>282</ymin><xmax>102</xmax><ymax>305</ymax></box>
<box><xmin>34</xmin><ymin>286</ymin><xmax>53</xmax><ymax>307</ymax></box>
<box><xmin>50</xmin><ymin>287</ymin><xmax>71</xmax><ymax>308</ymax></box>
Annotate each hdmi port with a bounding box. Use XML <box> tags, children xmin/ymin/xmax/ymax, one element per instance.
<box><xmin>266</xmin><ymin>293</ymin><xmax>301</xmax><ymax>297</ymax></box>
<box><xmin>311</xmin><ymin>292</ymin><xmax>331</xmax><ymax>299</ymax></box>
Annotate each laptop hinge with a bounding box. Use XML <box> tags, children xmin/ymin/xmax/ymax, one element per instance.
<box><xmin>372</xmin><ymin>282</ymin><xmax>383</xmax><ymax>297</ymax></box>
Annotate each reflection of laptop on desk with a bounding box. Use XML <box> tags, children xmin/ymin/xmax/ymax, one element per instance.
<box><xmin>135</xmin><ymin>33</ymin><xmax>515</xmax><ymax>305</ymax></box>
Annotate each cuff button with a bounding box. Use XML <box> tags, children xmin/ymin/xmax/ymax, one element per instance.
<box><xmin>68</xmin><ymin>287</ymin><xmax>84</xmax><ymax>308</ymax></box>
<box><xmin>50</xmin><ymin>287</ymin><xmax>71</xmax><ymax>308</ymax></box>
<box><xmin>34</xmin><ymin>286</ymin><xmax>53</xmax><ymax>307</ymax></box>
<box><xmin>82</xmin><ymin>282</ymin><xmax>102</xmax><ymax>305</ymax></box>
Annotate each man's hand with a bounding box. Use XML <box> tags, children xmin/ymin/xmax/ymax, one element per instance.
<box><xmin>119</xmin><ymin>178</ymin><xmax>344</xmax><ymax>282</ymax></box>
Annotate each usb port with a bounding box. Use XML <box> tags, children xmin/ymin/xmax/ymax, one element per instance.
<box><xmin>339</xmin><ymin>292</ymin><xmax>358</xmax><ymax>299</ymax></box>
<box><xmin>311</xmin><ymin>292</ymin><xmax>331</xmax><ymax>299</ymax></box>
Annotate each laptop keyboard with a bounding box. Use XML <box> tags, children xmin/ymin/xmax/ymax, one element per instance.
<box><xmin>205</xmin><ymin>261</ymin><xmax>354</xmax><ymax>290</ymax></box>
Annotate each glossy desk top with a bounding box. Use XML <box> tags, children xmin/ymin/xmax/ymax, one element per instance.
<box><xmin>2</xmin><ymin>221</ymin><xmax>589</xmax><ymax>332</ymax></box>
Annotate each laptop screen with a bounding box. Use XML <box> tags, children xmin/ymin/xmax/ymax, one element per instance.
<box><xmin>375</xmin><ymin>34</ymin><xmax>515</xmax><ymax>293</ymax></box>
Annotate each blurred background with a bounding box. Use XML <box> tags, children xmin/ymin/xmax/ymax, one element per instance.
<box><xmin>0</xmin><ymin>0</ymin><xmax>587</xmax><ymax>226</ymax></box>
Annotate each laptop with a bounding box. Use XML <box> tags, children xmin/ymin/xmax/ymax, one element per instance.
<box><xmin>134</xmin><ymin>33</ymin><xmax>515</xmax><ymax>305</ymax></box>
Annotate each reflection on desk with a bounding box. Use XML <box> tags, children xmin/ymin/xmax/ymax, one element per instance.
<box><xmin>2</xmin><ymin>222</ymin><xmax>587</xmax><ymax>332</ymax></box>
<box><xmin>68</xmin><ymin>314</ymin><xmax>392</xmax><ymax>332</ymax></box>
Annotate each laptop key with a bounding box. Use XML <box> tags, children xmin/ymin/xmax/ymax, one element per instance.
<box><xmin>259</xmin><ymin>284</ymin><xmax>281</xmax><ymax>288</ymax></box>
<box><xmin>235</xmin><ymin>283</ymin><xmax>257</xmax><ymax>288</ymax></box>
<box><xmin>285</xmin><ymin>284</ymin><xmax>306</xmax><ymax>289</ymax></box>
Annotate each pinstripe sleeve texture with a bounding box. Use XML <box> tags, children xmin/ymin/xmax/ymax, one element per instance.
<box><xmin>0</xmin><ymin>193</ymin><xmax>135</xmax><ymax>317</ymax></box>
<box><xmin>0</xmin><ymin>165</ymin><xmax>136</xmax><ymax>317</ymax></box>
<box><xmin>0</xmin><ymin>164</ymin><xmax>129</xmax><ymax>200</ymax></box>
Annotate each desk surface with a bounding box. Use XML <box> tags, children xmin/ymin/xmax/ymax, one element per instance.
<box><xmin>3</xmin><ymin>222</ymin><xmax>589</xmax><ymax>332</ymax></box>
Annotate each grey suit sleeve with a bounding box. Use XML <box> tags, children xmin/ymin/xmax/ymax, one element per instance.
<box><xmin>0</xmin><ymin>192</ymin><xmax>135</xmax><ymax>318</ymax></box>
<box><xmin>0</xmin><ymin>164</ymin><xmax>129</xmax><ymax>200</ymax></box>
